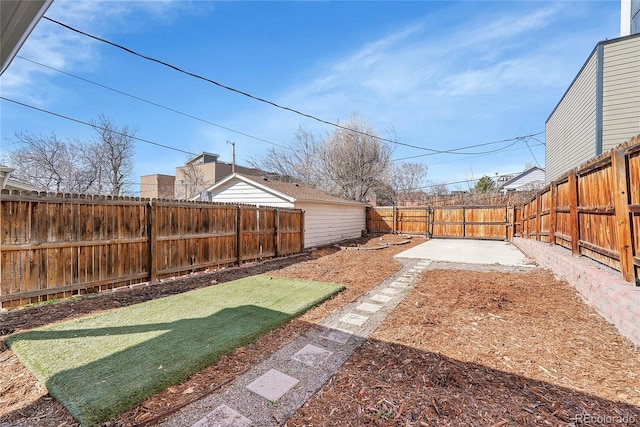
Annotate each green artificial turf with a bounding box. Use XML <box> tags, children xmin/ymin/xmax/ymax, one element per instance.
<box><xmin>8</xmin><ymin>275</ymin><xmax>343</xmax><ymax>426</ymax></box>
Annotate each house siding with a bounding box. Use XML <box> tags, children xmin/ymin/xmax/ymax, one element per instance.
<box><xmin>208</xmin><ymin>181</ymin><xmax>293</xmax><ymax>208</ymax></box>
<box><xmin>297</xmin><ymin>201</ymin><xmax>365</xmax><ymax>248</ymax></box>
<box><xmin>602</xmin><ymin>36</ymin><xmax>640</xmax><ymax>150</ymax></box>
<box><xmin>546</xmin><ymin>52</ymin><xmax>598</xmax><ymax>183</ymax></box>
<box><xmin>503</xmin><ymin>169</ymin><xmax>545</xmax><ymax>191</ymax></box>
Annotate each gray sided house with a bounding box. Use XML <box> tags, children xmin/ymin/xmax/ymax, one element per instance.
<box><xmin>499</xmin><ymin>166</ymin><xmax>545</xmax><ymax>193</ymax></box>
<box><xmin>195</xmin><ymin>173</ymin><xmax>367</xmax><ymax>249</ymax></box>
<box><xmin>545</xmin><ymin>33</ymin><xmax>640</xmax><ymax>183</ymax></box>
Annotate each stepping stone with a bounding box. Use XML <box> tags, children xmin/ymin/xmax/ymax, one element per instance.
<box><xmin>370</xmin><ymin>294</ymin><xmax>393</xmax><ymax>303</ymax></box>
<box><xmin>395</xmin><ymin>276</ymin><xmax>412</xmax><ymax>282</ymax></box>
<box><xmin>292</xmin><ymin>344</ymin><xmax>333</xmax><ymax>367</ymax></box>
<box><xmin>356</xmin><ymin>302</ymin><xmax>382</xmax><ymax>313</ymax></box>
<box><xmin>192</xmin><ymin>404</ymin><xmax>251</xmax><ymax>427</ymax></box>
<box><xmin>390</xmin><ymin>282</ymin><xmax>410</xmax><ymax>288</ymax></box>
<box><xmin>246</xmin><ymin>369</ymin><xmax>299</xmax><ymax>401</ymax></box>
<box><xmin>339</xmin><ymin>313</ymin><xmax>369</xmax><ymax>326</ymax></box>
<box><xmin>381</xmin><ymin>287</ymin><xmax>401</xmax><ymax>295</ymax></box>
<box><xmin>320</xmin><ymin>328</ymin><xmax>352</xmax><ymax>344</ymax></box>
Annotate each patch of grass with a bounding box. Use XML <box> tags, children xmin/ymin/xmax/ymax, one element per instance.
<box><xmin>8</xmin><ymin>275</ymin><xmax>342</xmax><ymax>426</ymax></box>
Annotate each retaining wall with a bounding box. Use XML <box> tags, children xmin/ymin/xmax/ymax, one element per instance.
<box><xmin>513</xmin><ymin>238</ymin><xmax>640</xmax><ymax>347</ymax></box>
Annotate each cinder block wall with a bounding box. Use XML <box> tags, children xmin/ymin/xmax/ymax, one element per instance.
<box><xmin>513</xmin><ymin>238</ymin><xmax>640</xmax><ymax>347</ymax></box>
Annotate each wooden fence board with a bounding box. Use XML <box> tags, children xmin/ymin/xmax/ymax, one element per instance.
<box><xmin>367</xmin><ymin>205</ymin><xmax>508</xmax><ymax>240</ymax></box>
<box><xmin>518</xmin><ymin>135</ymin><xmax>640</xmax><ymax>285</ymax></box>
<box><xmin>1</xmin><ymin>193</ymin><xmax>304</xmax><ymax>308</ymax></box>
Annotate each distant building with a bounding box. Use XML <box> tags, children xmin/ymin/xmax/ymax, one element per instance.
<box><xmin>139</xmin><ymin>152</ymin><xmax>265</xmax><ymax>200</ymax></box>
<box><xmin>194</xmin><ymin>173</ymin><xmax>367</xmax><ymax>249</ymax></box>
<box><xmin>497</xmin><ymin>166</ymin><xmax>545</xmax><ymax>193</ymax></box>
<box><xmin>621</xmin><ymin>0</ymin><xmax>640</xmax><ymax>36</ymax></box>
<box><xmin>140</xmin><ymin>174</ymin><xmax>175</xmax><ymax>199</ymax></box>
<box><xmin>0</xmin><ymin>165</ymin><xmax>44</xmax><ymax>192</ymax></box>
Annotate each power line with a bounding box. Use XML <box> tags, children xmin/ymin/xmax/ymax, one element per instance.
<box><xmin>0</xmin><ymin>96</ymin><xmax>197</xmax><ymax>156</ymax></box>
<box><xmin>32</xmin><ymin>17</ymin><xmax>549</xmax><ymax>159</ymax></box>
<box><xmin>16</xmin><ymin>55</ymin><xmax>289</xmax><ymax>150</ymax></box>
<box><xmin>523</xmin><ymin>136</ymin><xmax>541</xmax><ymax>167</ymax></box>
<box><xmin>392</xmin><ymin>132</ymin><xmax>544</xmax><ymax>162</ymax></box>
<box><xmin>42</xmin><ymin>15</ymin><xmax>477</xmax><ymax>154</ymax></box>
<box><xmin>427</xmin><ymin>143</ymin><xmax>545</xmax><ymax>167</ymax></box>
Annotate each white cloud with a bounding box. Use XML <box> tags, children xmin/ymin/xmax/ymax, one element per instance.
<box><xmin>266</xmin><ymin>1</ymin><xmax>581</xmax><ymax>137</ymax></box>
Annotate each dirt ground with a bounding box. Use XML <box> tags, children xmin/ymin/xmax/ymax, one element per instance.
<box><xmin>1</xmin><ymin>234</ymin><xmax>639</xmax><ymax>426</ymax></box>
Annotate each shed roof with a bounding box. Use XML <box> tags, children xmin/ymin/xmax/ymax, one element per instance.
<box><xmin>201</xmin><ymin>173</ymin><xmax>366</xmax><ymax>206</ymax></box>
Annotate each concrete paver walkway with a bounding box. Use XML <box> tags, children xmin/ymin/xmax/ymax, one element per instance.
<box><xmin>160</xmin><ymin>259</ymin><xmax>432</xmax><ymax>426</ymax></box>
<box><xmin>161</xmin><ymin>239</ymin><xmax>532</xmax><ymax>426</ymax></box>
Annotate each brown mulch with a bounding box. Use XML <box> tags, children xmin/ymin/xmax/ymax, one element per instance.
<box><xmin>0</xmin><ymin>234</ymin><xmax>419</xmax><ymax>426</ymax></box>
<box><xmin>2</xmin><ymin>234</ymin><xmax>639</xmax><ymax>426</ymax></box>
<box><xmin>287</xmin><ymin>269</ymin><xmax>640</xmax><ymax>426</ymax></box>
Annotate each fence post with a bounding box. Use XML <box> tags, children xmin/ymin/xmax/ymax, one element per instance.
<box><xmin>535</xmin><ymin>192</ymin><xmax>542</xmax><ymax>241</ymax></box>
<box><xmin>392</xmin><ymin>206</ymin><xmax>397</xmax><ymax>234</ymax></box>
<box><xmin>462</xmin><ymin>206</ymin><xmax>466</xmax><ymax>238</ymax></box>
<box><xmin>300</xmin><ymin>210</ymin><xmax>305</xmax><ymax>251</ymax></box>
<box><xmin>236</xmin><ymin>206</ymin><xmax>242</xmax><ymax>265</ymax></box>
<box><xmin>506</xmin><ymin>205</ymin><xmax>512</xmax><ymax>241</ymax></box>
<box><xmin>611</xmin><ymin>148</ymin><xmax>635</xmax><ymax>283</ymax></box>
<box><xmin>568</xmin><ymin>169</ymin><xmax>580</xmax><ymax>256</ymax></box>
<box><xmin>274</xmin><ymin>208</ymin><xmax>280</xmax><ymax>258</ymax></box>
<box><xmin>147</xmin><ymin>201</ymin><xmax>157</xmax><ymax>284</ymax></box>
<box><xmin>549</xmin><ymin>183</ymin><xmax>557</xmax><ymax>246</ymax></box>
<box><xmin>426</xmin><ymin>206</ymin><xmax>432</xmax><ymax>239</ymax></box>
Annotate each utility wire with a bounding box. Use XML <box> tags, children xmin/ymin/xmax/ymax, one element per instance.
<box><xmin>392</xmin><ymin>132</ymin><xmax>543</xmax><ymax>162</ymax></box>
<box><xmin>523</xmin><ymin>136</ymin><xmax>541</xmax><ymax>167</ymax></box>
<box><xmin>43</xmin><ymin>17</ymin><xmax>427</xmax><ymax>151</ymax></box>
<box><xmin>45</xmin><ymin>16</ymin><xmax>536</xmax><ymax>156</ymax></box>
<box><xmin>32</xmin><ymin>18</ymin><xmax>548</xmax><ymax>158</ymax></box>
<box><xmin>16</xmin><ymin>55</ymin><xmax>289</xmax><ymax>150</ymax></box>
<box><xmin>13</xmin><ymin>19</ymin><xmax>549</xmax><ymax>162</ymax></box>
<box><xmin>426</xmin><ymin>143</ymin><xmax>545</xmax><ymax>167</ymax></box>
<box><xmin>0</xmin><ymin>96</ymin><xmax>197</xmax><ymax>156</ymax></box>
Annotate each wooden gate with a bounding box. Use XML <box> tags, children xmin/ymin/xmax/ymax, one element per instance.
<box><xmin>366</xmin><ymin>205</ymin><xmax>509</xmax><ymax>240</ymax></box>
<box><xmin>429</xmin><ymin>205</ymin><xmax>508</xmax><ymax>240</ymax></box>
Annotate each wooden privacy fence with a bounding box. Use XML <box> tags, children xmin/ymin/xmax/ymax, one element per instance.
<box><xmin>515</xmin><ymin>136</ymin><xmax>640</xmax><ymax>285</ymax></box>
<box><xmin>0</xmin><ymin>191</ymin><xmax>304</xmax><ymax>309</ymax></box>
<box><xmin>366</xmin><ymin>205</ymin><xmax>510</xmax><ymax>240</ymax></box>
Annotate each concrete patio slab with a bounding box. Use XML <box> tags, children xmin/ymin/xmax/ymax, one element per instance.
<box><xmin>395</xmin><ymin>239</ymin><xmax>530</xmax><ymax>266</ymax></box>
<box><xmin>246</xmin><ymin>369</ymin><xmax>299</xmax><ymax>402</ymax></box>
<box><xmin>191</xmin><ymin>404</ymin><xmax>251</xmax><ymax>427</ymax></box>
<box><xmin>291</xmin><ymin>344</ymin><xmax>333</xmax><ymax>367</ymax></box>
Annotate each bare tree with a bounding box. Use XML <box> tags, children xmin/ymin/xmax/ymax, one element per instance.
<box><xmin>177</xmin><ymin>162</ymin><xmax>206</xmax><ymax>199</ymax></box>
<box><xmin>6</xmin><ymin>132</ymin><xmax>97</xmax><ymax>193</ymax></box>
<box><xmin>320</xmin><ymin>113</ymin><xmax>393</xmax><ymax>202</ymax></box>
<box><xmin>392</xmin><ymin>162</ymin><xmax>427</xmax><ymax>206</ymax></box>
<box><xmin>5</xmin><ymin>115</ymin><xmax>136</xmax><ymax>196</ymax></box>
<box><xmin>249</xmin><ymin>126</ymin><xmax>321</xmax><ymax>186</ymax></box>
<box><xmin>91</xmin><ymin>114</ymin><xmax>136</xmax><ymax>196</ymax></box>
<box><xmin>427</xmin><ymin>181</ymin><xmax>450</xmax><ymax>196</ymax></box>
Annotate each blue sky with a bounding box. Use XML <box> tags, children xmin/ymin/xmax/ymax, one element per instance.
<box><xmin>0</xmin><ymin>0</ymin><xmax>622</xmax><ymax>194</ymax></box>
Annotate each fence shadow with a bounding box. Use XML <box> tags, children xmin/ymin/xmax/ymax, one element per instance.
<box><xmin>3</xmin><ymin>315</ymin><xmax>640</xmax><ymax>426</ymax></box>
<box><xmin>7</xmin><ymin>305</ymin><xmax>291</xmax><ymax>426</ymax></box>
